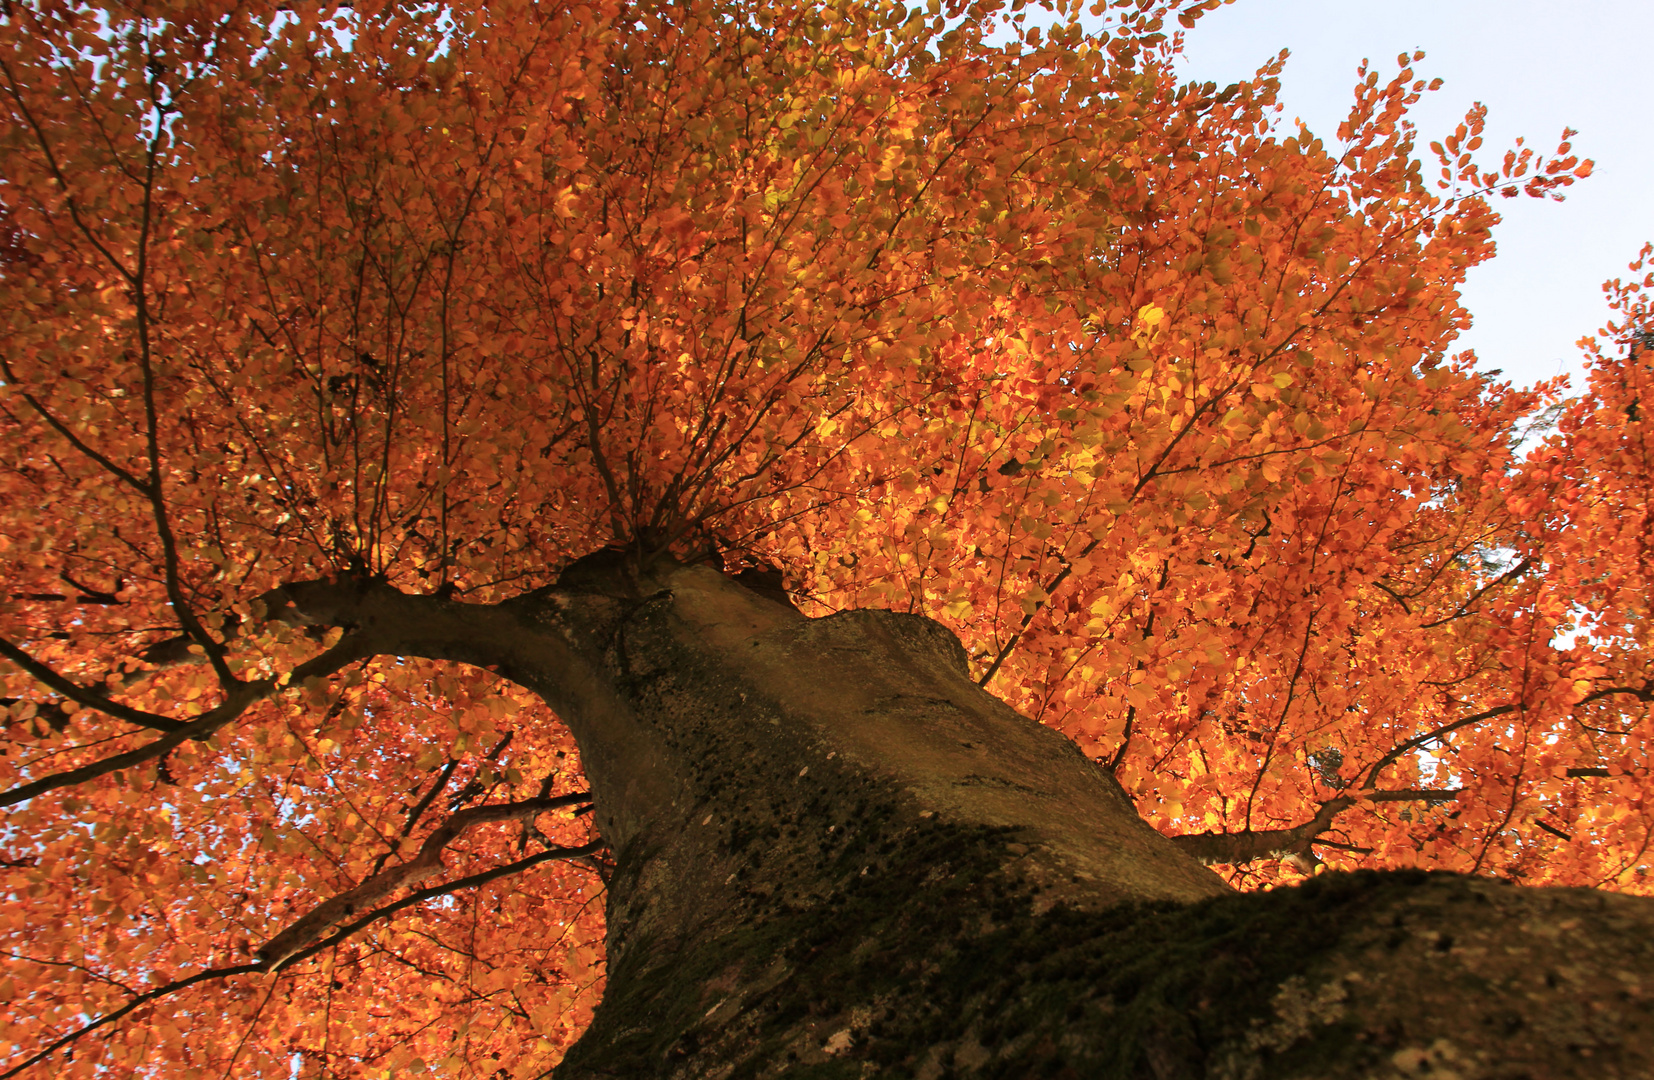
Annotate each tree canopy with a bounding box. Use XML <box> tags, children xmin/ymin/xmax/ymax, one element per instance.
<box><xmin>0</xmin><ymin>0</ymin><xmax>1647</xmax><ymax>1075</ymax></box>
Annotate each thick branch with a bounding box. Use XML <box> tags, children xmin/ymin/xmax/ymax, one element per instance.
<box><xmin>256</xmin><ymin>793</ymin><xmax>590</xmax><ymax>968</ymax></box>
<box><xmin>261</xmin><ymin>578</ymin><xmax>658</xmax><ymax>844</ymax></box>
<box><xmin>1169</xmin><ymin>789</ymin><xmax>1462</xmax><ymax>868</ymax></box>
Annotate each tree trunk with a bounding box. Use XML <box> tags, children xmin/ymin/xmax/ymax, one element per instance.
<box><xmin>280</xmin><ymin>558</ymin><xmax>1654</xmax><ymax>1079</ymax></box>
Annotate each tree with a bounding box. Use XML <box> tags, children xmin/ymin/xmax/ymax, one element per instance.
<box><xmin>1</xmin><ymin>0</ymin><xmax>1650</xmax><ymax>1075</ymax></box>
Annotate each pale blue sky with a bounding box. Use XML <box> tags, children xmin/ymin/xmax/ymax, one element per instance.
<box><xmin>1170</xmin><ymin>0</ymin><xmax>1654</xmax><ymax>390</ymax></box>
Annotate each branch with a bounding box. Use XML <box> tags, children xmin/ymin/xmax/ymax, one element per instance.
<box><xmin>1362</xmin><ymin>788</ymin><xmax>1465</xmax><ymax>803</ymax></box>
<box><xmin>275</xmin><ymin>836</ymin><xmax>604</xmax><ymax>972</ymax></box>
<box><xmin>976</xmin><ymin>538</ymin><xmax>1104</xmax><ymax>688</ymax></box>
<box><xmin>2</xmin><ymin>613</ymin><xmax>260</xmax><ymax>730</ymax></box>
<box><xmin>1369</xmin><ymin>578</ymin><xmax>1412</xmax><ymax>615</ymax></box>
<box><xmin>1355</xmin><ymin>682</ymin><xmax>1653</xmax><ymax>795</ymax></box>
<box><xmin>256</xmin><ymin>793</ymin><xmax>591</xmax><ymax>968</ymax></box>
<box><xmin>1169</xmin><ymin>789</ymin><xmax>1462</xmax><ymax>868</ymax></box>
<box><xmin>0</xmin><ymin>633</ymin><xmax>369</xmax><ymax>808</ymax></box>
<box><xmin>56</xmin><ymin>569</ymin><xmax>121</xmax><ymax>605</ymax></box>
<box><xmin>370</xmin><ymin>757</ymin><xmax>461</xmax><ymax>877</ymax></box>
<box><xmin>0</xmin><ymin>960</ymin><xmax>263</xmax><ymax>1080</ymax></box>
<box><xmin>1169</xmin><ymin>796</ymin><xmax>1350</xmax><ymax>868</ymax></box>
<box><xmin>1359</xmin><ymin>704</ymin><xmax>1517</xmax><ymax>790</ymax></box>
<box><xmin>1577</xmin><ymin>683</ymin><xmax>1654</xmax><ymax>706</ymax></box>
<box><xmin>55</xmin><ymin>589</ymin><xmax>311</xmax><ymax>689</ymax></box>
<box><xmin>0</xmin><ymin>831</ymin><xmax>601</xmax><ymax>1080</ymax></box>
<box><xmin>0</xmin><ymin>635</ymin><xmax>185</xmax><ymax>733</ymax></box>
<box><xmin>445</xmin><ymin>731</ymin><xmax>515</xmax><ymax>810</ymax></box>
<box><xmin>1417</xmin><ymin>557</ymin><xmax>1534</xmax><ymax>630</ymax></box>
<box><xmin>269</xmin><ymin>577</ymin><xmax>611</xmax><ymax>732</ymax></box>
<box><xmin>0</xmin><ymin>375</ymin><xmax>153</xmax><ymax>498</ymax></box>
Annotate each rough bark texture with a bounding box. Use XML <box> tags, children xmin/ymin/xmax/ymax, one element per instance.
<box><xmin>280</xmin><ymin>559</ymin><xmax>1654</xmax><ymax>1079</ymax></box>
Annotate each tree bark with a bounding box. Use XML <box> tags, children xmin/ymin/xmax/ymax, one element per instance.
<box><xmin>279</xmin><ymin>558</ymin><xmax>1654</xmax><ymax>1079</ymax></box>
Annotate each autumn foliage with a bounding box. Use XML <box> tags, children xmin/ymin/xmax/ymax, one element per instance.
<box><xmin>0</xmin><ymin>0</ymin><xmax>1646</xmax><ymax>1075</ymax></box>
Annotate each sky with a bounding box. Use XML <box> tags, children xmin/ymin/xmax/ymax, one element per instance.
<box><xmin>1166</xmin><ymin>0</ymin><xmax>1654</xmax><ymax>391</ymax></box>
